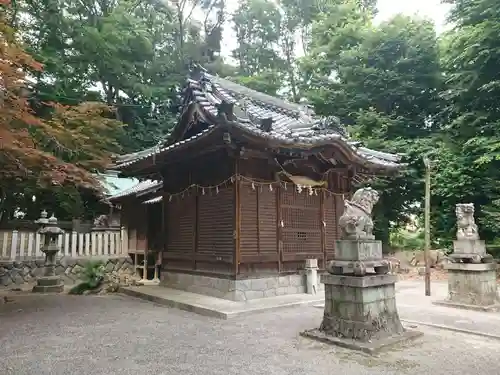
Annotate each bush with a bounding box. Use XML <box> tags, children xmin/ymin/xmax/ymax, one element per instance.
<box><xmin>68</xmin><ymin>260</ymin><xmax>105</xmax><ymax>295</ymax></box>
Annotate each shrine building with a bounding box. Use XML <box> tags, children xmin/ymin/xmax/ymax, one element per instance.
<box><xmin>109</xmin><ymin>68</ymin><xmax>403</xmax><ymax>301</ymax></box>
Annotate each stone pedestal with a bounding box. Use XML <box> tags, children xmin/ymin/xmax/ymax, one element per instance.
<box><xmin>32</xmin><ymin>275</ymin><xmax>64</xmax><ymax>293</ymax></box>
<box><xmin>449</xmin><ymin>239</ymin><xmax>493</xmax><ymax>264</ymax></box>
<box><xmin>434</xmin><ymin>263</ymin><xmax>499</xmax><ymax>311</ymax></box>
<box><xmin>320</xmin><ymin>274</ymin><xmax>404</xmax><ymax>339</ymax></box>
<box><xmin>326</xmin><ymin>240</ymin><xmax>389</xmax><ymax>276</ymax></box>
<box><xmin>302</xmin><ymin>239</ymin><xmax>422</xmax><ymax>354</ymax></box>
<box><xmin>435</xmin><ymin>203</ymin><xmax>499</xmax><ymax>311</ymax></box>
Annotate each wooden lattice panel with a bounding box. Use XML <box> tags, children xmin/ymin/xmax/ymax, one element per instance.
<box><xmin>240</xmin><ymin>183</ymin><xmax>258</xmax><ymax>255</ymax></box>
<box><xmin>197</xmin><ymin>187</ymin><xmax>234</xmax><ymax>256</ymax></box>
<box><xmin>240</xmin><ymin>183</ymin><xmax>278</xmax><ymax>256</ymax></box>
<box><xmin>324</xmin><ymin>193</ymin><xmax>340</xmax><ymax>259</ymax></box>
<box><xmin>166</xmin><ymin>195</ymin><xmax>195</xmax><ymax>254</ymax></box>
<box><xmin>258</xmin><ymin>186</ymin><xmax>277</xmax><ymax>254</ymax></box>
<box><xmin>280</xmin><ymin>189</ymin><xmax>321</xmax><ymax>258</ymax></box>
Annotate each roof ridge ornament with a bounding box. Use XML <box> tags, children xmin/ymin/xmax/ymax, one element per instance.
<box><xmin>298</xmin><ymin>101</ymin><xmax>315</xmax><ymax>123</ymax></box>
<box><xmin>188</xmin><ymin>62</ymin><xmax>207</xmax><ymax>81</ymax></box>
<box><xmin>216</xmin><ymin>100</ymin><xmax>234</xmax><ymax>121</ymax></box>
<box><xmin>260</xmin><ymin>117</ymin><xmax>273</xmax><ymax>132</ymax></box>
<box><xmin>315</xmin><ymin>115</ymin><xmax>349</xmax><ymax>138</ymax></box>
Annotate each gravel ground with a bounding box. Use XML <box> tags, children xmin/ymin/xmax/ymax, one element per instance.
<box><xmin>0</xmin><ymin>294</ymin><xmax>498</xmax><ymax>375</ymax></box>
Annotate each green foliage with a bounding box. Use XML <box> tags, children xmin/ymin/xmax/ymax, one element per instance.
<box><xmin>5</xmin><ymin>0</ymin><xmax>227</xmax><ymax>220</ymax></box>
<box><xmin>431</xmin><ymin>0</ymin><xmax>500</xmax><ymax>243</ymax></box>
<box><xmin>390</xmin><ymin>229</ymin><xmax>425</xmax><ymax>251</ymax></box>
<box><xmin>302</xmin><ymin>8</ymin><xmax>443</xmax><ymax>244</ymax></box>
<box><xmin>230</xmin><ymin>70</ymin><xmax>283</xmax><ymax>96</ymax></box>
<box><xmin>68</xmin><ymin>260</ymin><xmax>106</xmax><ymax>295</ymax></box>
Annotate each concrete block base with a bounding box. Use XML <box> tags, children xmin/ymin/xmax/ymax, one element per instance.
<box><xmin>160</xmin><ymin>272</ymin><xmax>323</xmax><ymax>301</ymax></box>
<box><xmin>120</xmin><ymin>286</ymin><xmax>323</xmax><ymax>319</ymax></box>
<box><xmin>441</xmin><ymin>262</ymin><xmax>498</xmax><ymax>307</ymax></box>
<box><xmin>300</xmin><ymin>328</ymin><xmax>423</xmax><ymax>355</ymax></box>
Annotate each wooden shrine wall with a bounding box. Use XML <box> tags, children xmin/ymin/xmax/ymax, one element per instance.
<box><xmin>159</xmin><ymin>150</ymin><xmax>351</xmax><ymax>277</ymax></box>
<box><xmin>239</xmin><ymin>182</ymin><xmax>278</xmax><ymax>273</ymax></box>
<box><xmin>238</xmin><ymin>181</ymin><xmax>343</xmax><ymax>275</ymax></box>
<box><xmin>163</xmin><ymin>185</ymin><xmax>235</xmax><ymax>274</ymax></box>
<box><xmin>121</xmin><ymin>199</ymin><xmax>148</xmax><ymax>253</ymax></box>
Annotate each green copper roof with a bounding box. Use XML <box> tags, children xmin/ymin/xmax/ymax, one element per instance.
<box><xmin>95</xmin><ymin>171</ymin><xmax>138</xmax><ymax>196</ymax></box>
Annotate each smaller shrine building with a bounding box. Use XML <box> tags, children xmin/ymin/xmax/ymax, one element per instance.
<box><xmin>110</xmin><ymin>68</ymin><xmax>403</xmax><ymax>301</ymax></box>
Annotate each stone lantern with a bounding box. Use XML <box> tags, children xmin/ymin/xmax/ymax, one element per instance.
<box><xmin>32</xmin><ymin>211</ymin><xmax>65</xmax><ymax>293</ymax></box>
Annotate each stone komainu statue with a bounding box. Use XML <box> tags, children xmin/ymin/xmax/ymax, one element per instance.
<box><xmin>456</xmin><ymin>203</ymin><xmax>479</xmax><ymax>240</ymax></box>
<box><xmin>338</xmin><ymin>187</ymin><xmax>380</xmax><ymax>240</ymax></box>
<box><xmin>93</xmin><ymin>214</ymin><xmax>110</xmax><ymax>228</ymax></box>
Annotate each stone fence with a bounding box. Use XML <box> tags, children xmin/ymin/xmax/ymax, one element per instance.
<box><xmin>0</xmin><ymin>228</ymin><xmax>132</xmax><ymax>288</ymax></box>
<box><xmin>0</xmin><ymin>228</ymin><xmax>126</xmax><ymax>261</ymax></box>
<box><xmin>0</xmin><ymin>256</ymin><xmax>134</xmax><ymax>288</ymax></box>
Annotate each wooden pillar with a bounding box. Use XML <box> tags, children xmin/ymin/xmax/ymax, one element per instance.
<box><xmin>256</xmin><ymin>187</ymin><xmax>260</xmax><ymax>255</ymax></box>
<box><xmin>194</xmin><ymin>194</ymin><xmax>199</xmax><ymax>271</ymax></box>
<box><xmin>142</xmin><ymin>204</ymin><xmax>148</xmax><ymax>281</ymax></box>
<box><xmin>234</xmin><ymin>158</ymin><xmax>241</xmax><ymax>276</ymax></box>
<box><xmin>320</xmin><ymin>190</ymin><xmax>326</xmax><ymax>269</ymax></box>
<box><xmin>277</xmin><ymin>186</ymin><xmax>282</xmax><ymax>273</ymax></box>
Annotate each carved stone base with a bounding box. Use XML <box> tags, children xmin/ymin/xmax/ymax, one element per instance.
<box><xmin>453</xmin><ymin>239</ymin><xmax>486</xmax><ymax>255</ymax></box>
<box><xmin>32</xmin><ymin>276</ymin><xmax>64</xmax><ymax>293</ymax></box>
<box><xmin>327</xmin><ymin>240</ymin><xmax>389</xmax><ymax>276</ymax></box>
<box><xmin>318</xmin><ymin>274</ymin><xmax>405</xmax><ymax>342</ymax></box>
<box><xmin>437</xmin><ymin>263</ymin><xmax>499</xmax><ymax>308</ymax></box>
<box><xmin>334</xmin><ymin>240</ymin><xmax>382</xmax><ymax>261</ymax></box>
<box><xmin>449</xmin><ymin>253</ymin><xmax>494</xmax><ymax>264</ymax></box>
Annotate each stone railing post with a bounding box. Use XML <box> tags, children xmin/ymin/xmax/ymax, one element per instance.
<box><xmin>120</xmin><ymin>226</ymin><xmax>128</xmax><ymax>255</ymax></box>
<box><xmin>305</xmin><ymin>259</ymin><xmax>318</xmax><ymax>295</ymax></box>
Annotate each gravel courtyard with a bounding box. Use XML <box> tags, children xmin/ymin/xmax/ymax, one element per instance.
<box><xmin>0</xmin><ymin>294</ymin><xmax>498</xmax><ymax>375</ymax></box>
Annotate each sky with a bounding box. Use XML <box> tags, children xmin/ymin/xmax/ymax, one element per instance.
<box><xmin>217</xmin><ymin>0</ymin><xmax>452</xmax><ymax>59</ymax></box>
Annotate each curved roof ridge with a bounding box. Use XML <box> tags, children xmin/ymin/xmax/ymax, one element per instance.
<box><xmin>205</xmin><ymin>73</ymin><xmax>309</xmax><ymax>115</ymax></box>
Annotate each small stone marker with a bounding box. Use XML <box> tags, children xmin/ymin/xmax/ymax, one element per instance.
<box><xmin>300</xmin><ymin>188</ymin><xmax>422</xmax><ymax>354</ymax></box>
<box><xmin>434</xmin><ymin>203</ymin><xmax>499</xmax><ymax>311</ymax></box>
<box><xmin>305</xmin><ymin>259</ymin><xmax>319</xmax><ymax>295</ymax></box>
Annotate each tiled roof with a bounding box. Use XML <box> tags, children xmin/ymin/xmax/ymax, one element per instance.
<box><xmin>113</xmin><ymin>126</ymin><xmax>216</xmax><ymax>169</ymax></box>
<box><xmin>114</xmin><ymin>70</ymin><xmax>403</xmax><ymax>171</ymax></box>
<box><xmin>197</xmin><ymin>73</ymin><xmax>349</xmax><ymax>137</ymax></box>
<box><xmin>108</xmin><ymin>180</ymin><xmax>162</xmax><ymax>201</ymax></box>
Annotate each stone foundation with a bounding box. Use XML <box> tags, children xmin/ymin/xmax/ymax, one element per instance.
<box><xmin>435</xmin><ymin>263</ymin><xmax>499</xmax><ymax>309</ymax></box>
<box><xmin>0</xmin><ymin>256</ymin><xmax>134</xmax><ymax>287</ymax></box>
<box><xmin>319</xmin><ymin>274</ymin><xmax>404</xmax><ymax>341</ymax></box>
<box><xmin>160</xmin><ymin>271</ymin><xmax>324</xmax><ymax>301</ymax></box>
<box><xmin>302</xmin><ymin>273</ymin><xmax>422</xmax><ymax>354</ymax></box>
